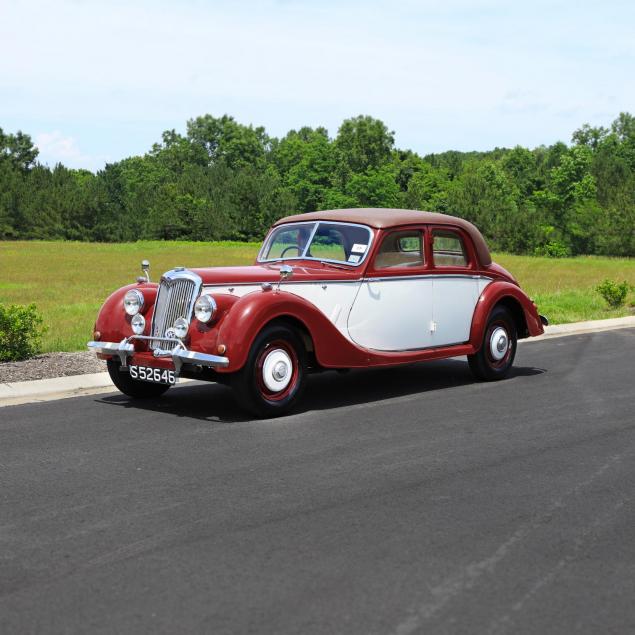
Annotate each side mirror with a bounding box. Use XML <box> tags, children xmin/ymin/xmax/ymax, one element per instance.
<box><xmin>277</xmin><ymin>264</ymin><xmax>293</xmax><ymax>291</ymax></box>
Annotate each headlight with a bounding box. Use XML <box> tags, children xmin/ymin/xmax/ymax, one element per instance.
<box><xmin>123</xmin><ymin>289</ymin><xmax>144</xmax><ymax>316</ymax></box>
<box><xmin>131</xmin><ymin>313</ymin><xmax>145</xmax><ymax>335</ymax></box>
<box><xmin>194</xmin><ymin>294</ymin><xmax>217</xmax><ymax>323</ymax></box>
<box><xmin>173</xmin><ymin>317</ymin><xmax>189</xmax><ymax>339</ymax></box>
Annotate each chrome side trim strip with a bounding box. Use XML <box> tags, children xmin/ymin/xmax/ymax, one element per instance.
<box><xmin>201</xmin><ymin>274</ymin><xmax>492</xmax><ymax>290</ymax></box>
<box><xmin>202</xmin><ymin>279</ymin><xmax>362</xmax><ymax>290</ymax></box>
<box><xmin>363</xmin><ymin>274</ymin><xmax>494</xmax><ymax>283</ymax></box>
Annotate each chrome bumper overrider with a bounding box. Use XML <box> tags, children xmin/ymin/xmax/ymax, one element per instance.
<box><xmin>87</xmin><ymin>335</ymin><xmax>229</xmax><ymax>374</ymax></box>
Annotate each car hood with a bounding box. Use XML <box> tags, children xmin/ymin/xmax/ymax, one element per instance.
<box><xmin>189</xmin><ymin>262</ymin><xmax>361</xmax><ymax>286</ymax></box>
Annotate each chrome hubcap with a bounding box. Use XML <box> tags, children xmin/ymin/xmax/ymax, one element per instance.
<box><xmin>273</xmin><ymin>361</ymin><xmax>288</xmax><ymax>381</ymax></box>
<box><xmin>489</xmin><ymin>327</ymin><xmax>509</xmax><ymax>361</ymax></box>
<box><xmin>262</xmin><ymin>349</ymin><xmax>293</xmax><ymax>392</ymax></box>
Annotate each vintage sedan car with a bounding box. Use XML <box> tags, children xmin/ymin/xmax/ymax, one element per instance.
<box><xmin>88</xmin><ymin>208</ymin><xmax>547</xmax><ymax>416</ymax></box>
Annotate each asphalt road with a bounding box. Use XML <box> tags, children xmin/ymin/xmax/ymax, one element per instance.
<box><xmin>2</xmin><ymin>329</ymin><xmax>635</xmax><ymax>634</ymax></box>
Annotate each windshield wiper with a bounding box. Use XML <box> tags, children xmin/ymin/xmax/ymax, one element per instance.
<box><xmin>319</xmin><ymin>260</ymin><xmax>352</xmax><ymax>270</ymax></box>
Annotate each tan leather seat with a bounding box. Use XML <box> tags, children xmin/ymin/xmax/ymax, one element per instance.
<box><xmin>374</xmin><ymin>252</ymin><xmax>423</xmax><ymax>269</ymax></box>
<box><xmin>433</xmin><ymin>252</ymin><xmax>467</xmax><ymax>267</ymax></box>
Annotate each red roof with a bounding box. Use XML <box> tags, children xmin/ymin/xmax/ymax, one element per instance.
<box><xmin>274</xmin><ymin>208</ymin><xmax>492</xmax><ymax>266</ymax></box>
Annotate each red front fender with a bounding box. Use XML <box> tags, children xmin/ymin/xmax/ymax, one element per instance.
<box><xmin>94</xmin><ymin>283</ymin><xmax>158</xmax><ymax>344</ymax></box>
<box><xmin>469</xmin><ymin>281</ymin><xmax>544</xmax><ymax>349</ymax></box>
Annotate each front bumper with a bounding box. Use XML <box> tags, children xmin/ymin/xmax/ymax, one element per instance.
<box><xmin>87</xmin><ymin>335</ymin><xmax>229</xmax><ymax>374</ymax></box>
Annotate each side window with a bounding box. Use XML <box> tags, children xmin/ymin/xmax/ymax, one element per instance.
<box><xmin>432</xmin><ymin>230</ymin><xmax>468</xmax><ymax>267</ymax></box>
<box><xmin>374</xmin><ymin>231</ymin><xmax>424</xmax><ymax>269</ymax></box>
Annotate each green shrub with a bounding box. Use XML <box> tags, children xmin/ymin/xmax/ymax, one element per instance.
<box><xmin>0</xmin><ymin>303</ymin><xmax>45</xmax><ymax>362</ymax></box>
<box><xmin>596</xmin><ymin>279</ymin><xmax>630</xmax><ymax>308</ymax></box>
<box><xmin>534</xmin><ymin>241</ymin><xmax>570</xmax><ymax>258</ymax></box>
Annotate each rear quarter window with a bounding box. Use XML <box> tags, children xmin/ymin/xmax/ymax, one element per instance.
<box><xmin>432</xmin><ymin>230</ymin><xmax>468</xmax><ymax>267</ymax></box>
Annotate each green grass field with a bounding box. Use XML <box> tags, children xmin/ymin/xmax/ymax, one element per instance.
<box><xmin>1</xmin><ymin>241</ymin><xmax>634</xmax><ymax>352</ymax></box>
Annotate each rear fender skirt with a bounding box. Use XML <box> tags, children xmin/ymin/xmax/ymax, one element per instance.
<box><xmin>469</xmin><ymin>281</ymin><xmax>544</xmax><ymax>349</ymax></box>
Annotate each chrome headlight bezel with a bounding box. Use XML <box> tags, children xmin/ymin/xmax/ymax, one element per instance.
<box><xmin>123</xmin><ymin>289</ymin><xmax>144</xmax><ymax>316</ymax></box>
<box><xmin>194</xmin><ymin>294</ymin><xmax>217</xmax><ymax>324</ymax></box>
<box><xmin>131</xmin><ymin>313</ymin><xmax>145</xmax><ymax>335</ymax></box>
<box><xmin>173</xmin><ymin>317</ymin><xmax>189</xmax><ymax>339</ymax></box>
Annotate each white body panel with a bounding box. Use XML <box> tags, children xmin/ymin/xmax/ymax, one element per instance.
<box><xmin>347</xmin><ymin>278</ymin><xmax>434</xmax><ymax>351</ymax></box>
<box><xmin>430</xmin><ymin>276</ymin><xmax>479</xmax><ymax>346</ymax></box>
<box><xmin>203</xmin><ymin>282</ymin><xmax>361</xmax><ymax>336</ymax></box>
<box><xmin>284</xmin><ymin>282</ymin><xmax>361</xmax><ymax>334</ymax></box>
<box><xmin>430</xmin><ymin>276</ymin><xmax>492</xmax><ymax>346</ymax></box>
<box><xmin>205</xmin><ymin>275</ymin><xmax>492</xmax><ymax>352</ymax></box>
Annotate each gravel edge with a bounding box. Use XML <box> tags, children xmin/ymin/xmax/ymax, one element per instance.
<box><xmin>0</xmin><ymin>352</ymin><xmax>107</xmax><ymax>383</ymax></box>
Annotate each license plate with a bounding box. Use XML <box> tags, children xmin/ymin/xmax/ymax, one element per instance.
<box><xmin>129</xmin><ymin>365</ymin><xmax>176</xmax><ymax>385</ymax></box>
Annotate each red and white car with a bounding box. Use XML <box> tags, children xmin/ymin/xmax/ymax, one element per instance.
<box><xmin>88</xmin><ymin>208</ymin><xmax>547</xmax><ymax>416</ymax></box>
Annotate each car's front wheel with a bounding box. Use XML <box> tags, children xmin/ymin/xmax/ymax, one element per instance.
<box><xmin>468</xmin><ymin>305</ymin><xmax>517</xmax><ymax>381</ymax></box>
<box><xmin>107</xmin><ymin>360</ymin><xmax>171</xmax><ymax>398</ymax></box>
<box><xmin>231</xmin><ymin>324</ymin><xmax>307</xmax><ymax>418</ymax></box>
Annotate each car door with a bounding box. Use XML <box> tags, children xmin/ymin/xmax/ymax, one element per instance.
<box><xmin>429</xmin><ymin>226</ymin><xmax>488</xmax><ymax>346</ymax></box>
<box><xmin>347</xmin><ymin>228</ymin><xmax>434</xmax><ymax>351</ymax></box>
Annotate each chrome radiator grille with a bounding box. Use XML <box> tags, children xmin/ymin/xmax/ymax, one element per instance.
<box><xmin>150</xmin><ymin>273</ymin><xmax>200</xmax><ymax>350</ymax></box>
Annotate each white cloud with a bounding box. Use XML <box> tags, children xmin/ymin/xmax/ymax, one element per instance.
<box><xmin>34</xmin><ymin>131</ymin><xmax>108</xmax><ymax>171</ymax></box>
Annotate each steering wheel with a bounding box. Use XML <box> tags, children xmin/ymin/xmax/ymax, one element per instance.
<box><xmin>280</xmin><ymin>245</ymin><xmax>301</xmax><ymax>258</ymax></box>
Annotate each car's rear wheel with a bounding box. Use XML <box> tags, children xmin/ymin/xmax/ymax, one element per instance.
<box><xmin>468</xmin><ymin>305</ymin><xmax>517</xmax><ymax>381</ymax></box>
<box><xmin>231</xmin><ymin>324</ymin><xmax>307</xmax><ymax>418</ymax></box>
<box><xmin>107</xmin><ymin>360</ymin><xmax>171</xmax><ymax>398</ymax></box>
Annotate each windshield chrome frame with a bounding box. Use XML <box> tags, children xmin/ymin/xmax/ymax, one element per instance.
<box><xmin>257</xmin><ymin>220</ymin><xmax>374</xmax><ymax>267</ymax></box>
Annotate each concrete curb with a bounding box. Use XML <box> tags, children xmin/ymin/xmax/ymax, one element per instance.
<box><xmin>0</xmin><ymin>372</ymin><xmax>114</xmax><ymax>408</ymax></box>
<box><xmin>1</xmin><ymin>315</ymin><xmax>634</xmax><ymax>407</ymax></box>
<box><xmin>521</xmin><ymin>315</ymin><xmax>635</xmax><ymax>342</ymax></box>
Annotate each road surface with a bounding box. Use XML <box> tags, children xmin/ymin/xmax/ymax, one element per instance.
<box><xmin>2</xmin><ymin>329</ymin><xmax>634</xmax><ymax>634</ymax></box>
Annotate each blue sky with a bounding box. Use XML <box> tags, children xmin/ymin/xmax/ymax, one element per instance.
<box><xmin>1</xmin><ymin>0</ymin><xmax>633</xmax><ymax>171</ymax></box>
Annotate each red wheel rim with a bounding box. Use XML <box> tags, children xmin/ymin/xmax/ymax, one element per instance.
<box><xmin>255</xmin><ymin>339</ymin><xmax>300</xmax><ymax>402</ymax></box>
<box><xmin>485</xmin><ymin>320</ymin><xmax>513</xmax><ymax>369</ymax></box>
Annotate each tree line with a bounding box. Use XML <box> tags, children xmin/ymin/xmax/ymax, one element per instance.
<box><xmin>1</xmin><ymin>113</ymin><xmax>634</xmax><ymax>256</ymax></box>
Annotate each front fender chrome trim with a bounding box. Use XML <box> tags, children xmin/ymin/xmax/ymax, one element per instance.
<box><xmin>87</xmin><ymin>337</ymin><xmax>229</xmax><ymax>374</ymax></box>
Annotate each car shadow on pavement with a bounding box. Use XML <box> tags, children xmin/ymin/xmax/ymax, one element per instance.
<box><xmin>96</xmin><ymin>358</ymin><xmax>545</xmax><ymax>424</ymax></box>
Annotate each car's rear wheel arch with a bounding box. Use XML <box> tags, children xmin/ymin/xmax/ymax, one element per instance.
<box><xmin>494</xmin><ymin>296</ymin><xmax>529</xmax><ymax>339</ymax></box>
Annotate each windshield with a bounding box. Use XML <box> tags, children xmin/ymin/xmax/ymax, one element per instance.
<box><xmin>258</xmin><ymin>221</ymin><xmax>373</xmax><ymax>266</ymax></box>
